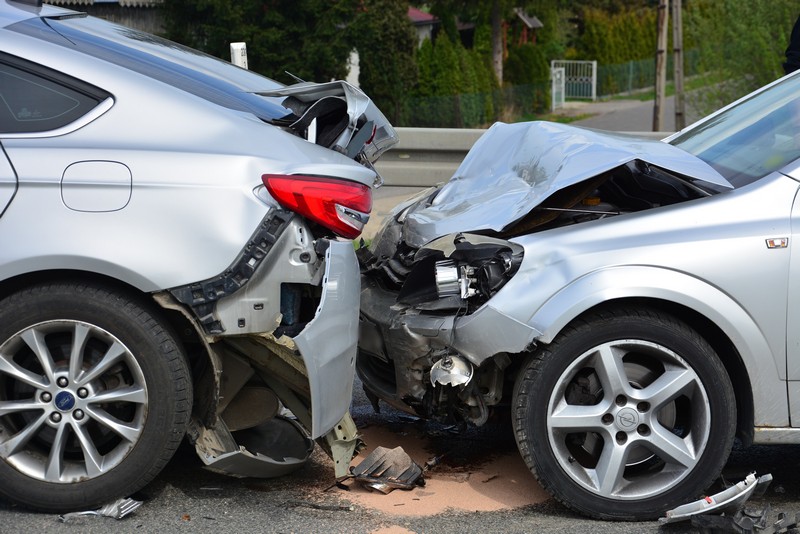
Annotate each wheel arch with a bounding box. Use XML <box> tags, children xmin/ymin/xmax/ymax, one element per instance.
<box><xmin>0</xmin><ymin>269</ymin><xmax>214</xmax><ymax>422</ymax></box>
<box><xmin>574</xmin><ymin>298</ymin><xmax>754</xmax><ymax>446</ymax></box>
<box><xmin>527</xmin><ymin>266</ymin><xmax>780</xmax><ymax>436</ymax></box>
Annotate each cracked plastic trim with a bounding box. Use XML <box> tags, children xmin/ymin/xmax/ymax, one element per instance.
<box><xmin>169</xmin><ymin>209</ymin><xmax>293</xmax><ymax>334</ymax></box>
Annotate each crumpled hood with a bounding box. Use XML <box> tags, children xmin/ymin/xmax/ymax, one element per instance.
<box><xmin>401</xmin><ymin>121</ymin><xmax>732</xmax><ymax>247</ymax></box>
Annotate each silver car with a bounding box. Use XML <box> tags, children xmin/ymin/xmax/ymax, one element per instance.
<box><xmin>0</xmin><ymin>0</ymin><xmax>395</xmax><ymax>512</ymax></box>
<box><xmin>358</xmin><ymin>70</ymin><xmax>800</xmax><ymax>519</ymax></box>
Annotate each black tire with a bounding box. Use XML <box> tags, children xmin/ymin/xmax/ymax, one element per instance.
<box><xmin>512</xmin><ymin>307</ymin><xmax>735</xmax><ymax>520</ymax></box>
<box><xmin>0</xmin><ymin>282</ymin><xmax>191</xmax><ymax>512</ymax></box>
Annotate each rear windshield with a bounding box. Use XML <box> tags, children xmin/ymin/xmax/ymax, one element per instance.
<box><xmin>8</xmin><ymin>14</ymin><xmax>292</xmax><ymax>122</ymax></box>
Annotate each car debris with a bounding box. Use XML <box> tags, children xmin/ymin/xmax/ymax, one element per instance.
<box><xmin>661</xmin><ymin>473</ymin><xmax>772</xmax><ymax>523</ymax></box>
<box><xmin>350</xmin><ymin>446</ymin><xmax>425</xmax><ymax>494</ymax></box>
<box><xmin>58</xmin><ymin>497</ymin><xmax>142</xmax><ymax>522</ymax></box>
<box><xmin>194</xmin><ymin>416</ymin><xmax>315</xmax><ymax>478</ymax></box>
<box><xmin>687</xmin><ymin>504</ymin><xmax>800</xmax><ymax>534</ymax></box>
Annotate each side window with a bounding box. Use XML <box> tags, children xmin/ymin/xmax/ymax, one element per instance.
<box><xmin>0</xmin><ymin>55</ymin><xmax>110</xmax><ymax>134</ymax></box>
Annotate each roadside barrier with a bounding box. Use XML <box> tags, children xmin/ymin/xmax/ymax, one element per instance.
<box><xmin>376</xmin><ymin>127</ymin><xmax>672</xmax><ymax>187</ymax></box>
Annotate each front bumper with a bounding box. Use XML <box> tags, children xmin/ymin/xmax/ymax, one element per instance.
<box><xmin>358</xmin><ymin>273</ymin><xmax>540</xmax><ymax>415</ymax></box>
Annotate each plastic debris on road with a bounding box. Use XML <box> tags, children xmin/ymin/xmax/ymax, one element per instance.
<box><xmin>350</xmin><ymin>446</ymin><xmax>425</xmax><ymax>494</ymax></box>
<box><xmin>58</xmin><ymin>497</ymin><xmax>142</xmax><ymax>522</ymax></box>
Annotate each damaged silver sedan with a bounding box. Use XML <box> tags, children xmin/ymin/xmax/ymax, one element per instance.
<box><xmin>0</xmin><ymin>1</ymin><xmax>394</xmax><ymax>512</ymax></box>
<box><xmin>358</xmin><ymin>71</ymin><xmax>800</xmax><ymax>519</ymax></box>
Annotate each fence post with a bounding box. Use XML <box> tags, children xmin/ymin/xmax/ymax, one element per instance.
<box><xmin>591</xmin><ymin>60</ymin><xmax>597</xmax><ymax>101</ymax></box>
<box><xmin>230</xmin><ymin>42</ymin><xmax>248</xmax><ymax>69</ymax></box>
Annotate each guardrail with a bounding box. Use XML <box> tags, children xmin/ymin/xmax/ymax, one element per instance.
<box><xmin>375</xmin><ymin>127</ymin><xmax>673</xmax><ymax>188</ymax></box>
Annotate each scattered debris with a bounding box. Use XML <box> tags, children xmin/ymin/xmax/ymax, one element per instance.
<box><xmin>351</xmin><ymin>446</ymin><xmax>425</xmax><ymax>494</ymax></box>
<box><xmin>425</xmin><ymin>454</ymin><xmax>446</xmax><ymax>471</ymax></box>
<box><xmin>688</xmin><ymin>503</ymin><xmax>800</xmax><ymax>533</ymax></box>
<box><xmin>660</xmin><ymin>473</ymin><xmax>773</xmax><ymax>524</ymax></box>
<box><xmin>58</xmin><ymin>497</ymin><xmax>142</xmax><ymax>522</ymax></box>
<box><xmin>657</xmin><ymin>473</ymin><xmax>800</xmax><ymax>532</ymax></box>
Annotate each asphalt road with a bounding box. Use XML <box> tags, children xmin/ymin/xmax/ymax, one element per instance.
<box><xmin>3</xmin><ymin>379</ymin><xmax>800</xmax><ymax>533</ymax></box>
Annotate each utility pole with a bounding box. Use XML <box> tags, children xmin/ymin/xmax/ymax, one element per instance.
<box><xmin>653</xmin><ymin>0</ymin><xmax>669</xmax><ymax>131</ymax></box>
<box><xmin>672</xmin><ymin>0</ymin><xmax>685</xmax><ymax>130</ymax></box>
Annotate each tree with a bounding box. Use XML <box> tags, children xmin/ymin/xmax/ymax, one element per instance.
<box><xmin>351</xmin><ymin>0</ymin><xmax>418</xmax><ymax>123</ymax></box>
<box><xmin>161</xmin><ymin>0</ymin><xmax>356</xmax><ymax>84</ymax></box>
<box><xmin>686</xmin><ymin>0</ymin><xmax>795</xmax><ymax>114</ymax></box>
<box><xmin>422</xmin><ymin>0</ymin><xmax>514</xmax><ymax>84</ymax></box>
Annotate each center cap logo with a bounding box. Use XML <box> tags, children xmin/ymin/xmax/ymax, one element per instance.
<box><xmin>616</xmin><ymin>407</ymin><xmax>638</xmax><ymax>429</ymax></box>
<box><xmin>54</xmin><ymin>391</ymin><xmax>76</xmax><ymax>412</ymax></box>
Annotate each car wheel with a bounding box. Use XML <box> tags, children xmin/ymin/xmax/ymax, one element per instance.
<box><xmin>0</xmin><ymin>283</ymin><xmax>191</xmax><ymax>512</ymax></box>
<box><xmin>513</xmin><ymin>307</ymin><xmax>735</xmax><ymax>520</ymax></box>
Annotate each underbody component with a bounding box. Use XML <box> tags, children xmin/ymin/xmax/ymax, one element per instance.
<box><xmin>193</xmin><ymin>416</ymin><xmax>314</xmax><ymax>478</ymax></box>
<box><xmin>170</xmin><ymin>209</ymin><xmax>293</xmax><ymax>334</ymax></box>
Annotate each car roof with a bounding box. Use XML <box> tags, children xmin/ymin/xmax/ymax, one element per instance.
<box><xmin>0</xmin><ymin>0</ymin><xmax>72</xmax><ymax>28</ymax></box>
<box><xmin>1</xmin><ymin>2</ymin><xmax>292</xmax><ymax>123</ymax></box>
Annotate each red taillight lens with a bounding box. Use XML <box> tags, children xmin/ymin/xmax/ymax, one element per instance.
<box><xmin>262</xmin><ymin>174</ymin><xmax>372</xmax><ymax>239</ymax></box>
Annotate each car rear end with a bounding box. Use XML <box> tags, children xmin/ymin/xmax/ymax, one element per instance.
<box><xmin>0</xmin><ymin>1</ymin><xmax>394</xmax><ymax>510</ymax></box>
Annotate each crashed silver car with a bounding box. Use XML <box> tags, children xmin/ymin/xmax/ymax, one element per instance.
<box><xmin>0</xmin><ymin>0</ymin><xmax>395</xmax><ymax>512</ymax></box>
<box><xmin>358</xmin><ymin>71</ymin><xmax>800</xmax><ymax>519</ymax></box>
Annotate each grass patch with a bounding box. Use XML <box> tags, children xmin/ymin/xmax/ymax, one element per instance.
<box><xmin>609</xmin><ymin>73</ymin><xmax>716</xmax><ymax>102</ymax></box>
<box><xmin>517</xmin><ymin>112</ymin><xmax>595</xmax><ymax>123</ymax></box>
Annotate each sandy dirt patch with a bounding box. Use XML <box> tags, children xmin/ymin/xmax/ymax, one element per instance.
<box><xmin>339</xmin><ymin>413</ymin><xmax>550</xmax><ymax>517</ymax></box>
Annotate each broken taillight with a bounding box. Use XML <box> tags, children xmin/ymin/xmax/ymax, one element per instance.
<box><xmin>262</xmin><ymin>174</ymin><xmax>372</xmax><ymax>239</ymax></box>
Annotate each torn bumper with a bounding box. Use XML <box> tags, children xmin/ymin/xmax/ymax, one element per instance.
<box><xmin>294</xmin><ymin>239</ymin><xmax>360</xmax><ymax>438</ymax></box>
<box><xmin>197</xmin><ymin>417</ymin><xmax>314</xmax><ymax>478</ymax></box>
<box><xmin>179</xmin><ymin>236</ymin><xmax>361</xmax><ymax>477</ymax></box>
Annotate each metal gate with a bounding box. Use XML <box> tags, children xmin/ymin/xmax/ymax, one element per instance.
<box><xmin>550</xmin><ymin>60</ymin><xmax>597</xmax><ymax>101</ymax></box>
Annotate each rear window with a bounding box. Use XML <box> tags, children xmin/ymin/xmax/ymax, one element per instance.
<box><xmin>8</xmin><ymin>14</ymin><xmax>292</xmax><ymax>122</ymax></box>
<box><xmin>0</xmin><ymin>53</ymin><xmax>109</xmax><ymax>134</ymax></box>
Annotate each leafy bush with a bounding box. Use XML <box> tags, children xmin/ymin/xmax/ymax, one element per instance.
<box><xmin>685</xmin><ymin>0</ymin><xmax>796</xmax><ymax>114</ymax></box>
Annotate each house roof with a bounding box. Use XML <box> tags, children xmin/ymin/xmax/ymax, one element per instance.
<box><xmin>513</xmin><ymin>7</ymin><xmax>543</xmax><ymax>29</ymax></box>
<box><xmin>407</xmin><ymin>7</ymin><xmax>437</xmax><ymax>26</ymax></box>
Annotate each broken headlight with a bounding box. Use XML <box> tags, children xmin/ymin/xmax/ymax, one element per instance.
<box><xmin>398</xmin><ymin>234</ymin><xmax>523</xmax><ymax>306</ymax></box>
<box><xmin>434</xmin><ymin>251</ymin><xmax>515</xmax><ymax>299</ymax></box>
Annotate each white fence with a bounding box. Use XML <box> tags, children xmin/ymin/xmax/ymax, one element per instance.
<box><xmin>551</xmin><ymin>67</ymin><xmax>565</xmax><ymax>111</ymax></box>
<box><xmin>550</xmin><ymin>60</ymin><xmax>597</xmax><ymax>101</ymax></box>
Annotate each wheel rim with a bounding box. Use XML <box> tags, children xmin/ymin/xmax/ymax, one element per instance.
<box><xmin>0</xmin><ymin>320</ymin><xmax>148</xmax><ymax>483</ymax></box>
<box><xmin>546</xmin><ymin>339</ymin><xmax>710</xmax><ymax>500</ymax></box>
